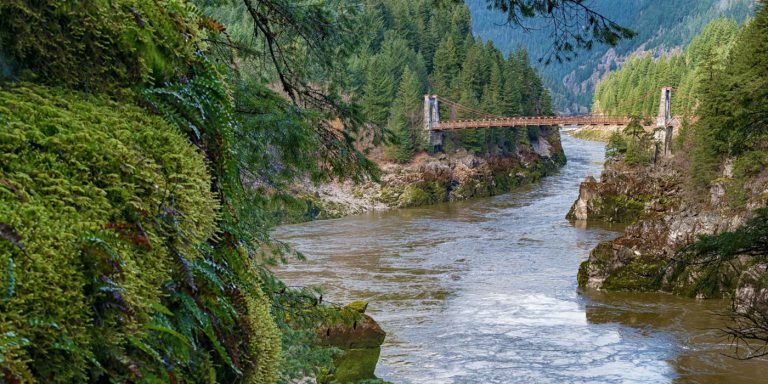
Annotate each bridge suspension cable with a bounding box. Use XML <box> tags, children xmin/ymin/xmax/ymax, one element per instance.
<box><xmin>436</xmin><ymin>96</ymin><xmax>502</xmax><ymax>119</ymax></box>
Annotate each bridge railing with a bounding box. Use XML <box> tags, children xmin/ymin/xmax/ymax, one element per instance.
<box><xmin>432</xmin><ymin>116</ymin><xmax>634</xmax><ymax>131</ymax></box>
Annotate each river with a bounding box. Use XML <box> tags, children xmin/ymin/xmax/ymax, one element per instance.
<box><xmin>273</xmin><ymin>134</ymin><xmax>768</xmax><ymax>383</ymax></box>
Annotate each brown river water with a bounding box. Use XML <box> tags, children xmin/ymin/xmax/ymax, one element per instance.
<box><xmin>273</xmin><ymin>134</ymin><xmax>768</xmax><ymax>383</ymax></box>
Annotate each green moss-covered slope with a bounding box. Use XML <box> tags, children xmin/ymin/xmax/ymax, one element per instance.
<box><xmin>0</xmin><ymin>83</ymin><xmax>278</xmax><ymax>383</ymax></box>
<box><xmin>0</xmin><ymin>0</ymin><xmax>203</xmax><ymax>92</ymax></box>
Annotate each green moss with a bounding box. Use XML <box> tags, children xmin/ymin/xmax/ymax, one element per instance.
<box><xmin>0</xmin><ymin>83</ymin><xmax>280</xmax><ymax>383</ymax></box>
<box><xmin>588</xmin><ymin>242</ymin><xmax>614</xmax><ymax>271</ymax></box>
<box><xmin>577</xmin><ymin>260</ymin><xmax>590</xmax><ymax>288</ymax></box>
<box><xmin>579</xmin><ymin>194</ymin><xmax>647</xmax><ymax>224</ymax></box>
<box><xmin>0</xmin><ymin>0</ymin><xmax>205</xmax><ymax>93</ymax></box>
<box><xmin>601</xmin><ymin>257</ymin><xmax>665</xmax><ymax>291</ymax></box>
<box><xmin>583</xmin><ymin>242</ymin><xmax>665</xmax><ymax>292</ymax></box>
<box><xmin>332</xmin><ymin>347</ymin><xmax>382</xmax><ymax>383</ymax></box>
<box><xmin>346</xmin><ymin>301</ymin><xmax>369</xmax><ymax>314</ymax></box>
<box><xmin>606</xmin><ymin>195</ymin><xmax>647</xmax><ymax>222</ymax></box>
<box><xmin>398</xmin><ymin>185</ymin><xmax>434</xmax><ymax>207</ymax></box>
<box><xmin>377</xmin><ymin>186</ymin><xmax>403</xmax><ymax>206</ymax></box>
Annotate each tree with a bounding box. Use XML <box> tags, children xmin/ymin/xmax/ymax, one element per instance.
<box><xmin>431</xmin><ymin>36</ymin><xmax>460</xmax><ymax>95</ymax></box>
<box><xmin>361</xmin><ymin>55</ymin><xmax>397</xmax><ymax>130</ymax></box>
<box><xmin>386</xmin><ymin>67</ymin><xmax>424</xmax><ymax>162</ymax></box>
<box><xmin>623</xmin><ymin>116</ymin><xmax>645</xmax><ymax>140</ymax></box>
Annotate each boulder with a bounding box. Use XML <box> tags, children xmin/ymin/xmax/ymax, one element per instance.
<box><xmin>317</xmin><ymin>301</ymin><xmax>386</xmax><ymax>383</ymax></box>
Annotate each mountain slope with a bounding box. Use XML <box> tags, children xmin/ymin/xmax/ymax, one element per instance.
<box><xmin>467</xmin><ymin>0</ymin><xmax>756</xmax><ymax>114</ymax></box>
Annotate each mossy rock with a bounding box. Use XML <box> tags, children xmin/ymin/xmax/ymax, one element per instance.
<box><xmin>317</xmin><ymin>303</ymin><xmax>387</xmax><ymax>384</ymax></box>
<box><xmin>346</xmin><ymin>300</ymin><xmax>369</xmax><ymax>313</ymax></box>
<box><xmin>317</xmin><ymin>313</ymin><xmax>386</xmax><ymax>349</ymax></box>
<box><xmin>601</xmin><ymin>256</ymin><xmax>666</xmax><ymax>292</ymax></box>
<box><xmin>398</xmin><ymin>184</ymin><xmax>435</xmax><ymax>207</ymax></box>
<box><xmin>0</xmin><ymin>0</ymin><xmax>204</xmax><ymax>93</ymax></box>
<box><xmin>577</xmin><ymin>260</ymin><xmax>590</xmax><ymax>288</ymax></box>
<box><xmin>603</xmin><ymin>195</ymin><xmax>646</xmax><ymax>223</ymax></box>
<box><xmin>332</xmin><ymin>347</ymin><xmax>382</xmax><ymax>383</ymax></box>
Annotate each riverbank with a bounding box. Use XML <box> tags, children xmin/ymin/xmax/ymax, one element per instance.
<box><xmin>567</xmin><ymin>125</ymin><xmax>621</xmax><ymax>142</ymax></box>
<box><xmin>280</xmin><ymin>126</ymin><xmax>566</xmax><ymax>223</ymax></box>
<box><xmin>273</xmin><ymin>134</ymin><xmax>768</xmax><ymax>383</ymax></box>
<box><xmin>572</xmin><ymin>150</ymin><xmax>768</xmax><ymax>298</ymax></box>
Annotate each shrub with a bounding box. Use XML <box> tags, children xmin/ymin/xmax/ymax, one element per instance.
<box><xmin>606</xmin><ymin>131</ymin><xmax>628</xmax><ymax>159</ymax></box>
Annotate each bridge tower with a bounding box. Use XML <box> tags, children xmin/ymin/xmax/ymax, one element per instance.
<box><xmin>424</xmin><ymin>94</ymin><xmax>444</xmax><ymax>152</ymax></box>
<box><xmin>655</xmin><ymin>86</ymin><xmax>674</xmax><ymax>157</ymax></box>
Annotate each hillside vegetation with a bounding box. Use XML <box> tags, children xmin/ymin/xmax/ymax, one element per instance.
<box><xmin>593</xmin><ymin>19</ymin><xmax>741</xmax><ymax>118</ymax></box>
<box><xmin>351</xmin><ymin>0</ymin><xmax>553</xmax><ymax>160</ymax></box>
<box><xmin>468</xmin><ymin>0</ymin><xmax>756</xmax><ymax>113</ymax></box>
<box><xmin>577</xmin><ymin>1</ymin><xmax>768</xmax><ymax>352</ymax></box>
<box><xmin>0</xmin><ymin>0</ymin><xmax>375</xmax><ymax>382</ymax></box>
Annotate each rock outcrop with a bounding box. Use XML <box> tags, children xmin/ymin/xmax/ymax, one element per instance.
<box><xmin>316</xmin><ymin>301</ymin><xmax>386</xmax><ymax>383</ymax></box>
<box><xmin>572</xmin><ymin>156</ymin><xmax>768</xmax><ymax>298</ymax></box>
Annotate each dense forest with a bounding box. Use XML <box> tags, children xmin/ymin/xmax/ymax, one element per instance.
<box><xmin>593</xmin><ymin>19</ymin><xmax>742</xmax><ymax>118</ymax></box>
<box><xmin>351</xmin><ymin>0</ymin><xmax>552</xmax><ymax>161</ymax></box>
<box><xmin>595</xmin><ymin>10</ymin><xmax>768</xmax><ymax>202</ymax></box>
<box><xmin>468</xmin><ymin>0</ymin><xmax>756</xmax><ymax>113</ymax></box>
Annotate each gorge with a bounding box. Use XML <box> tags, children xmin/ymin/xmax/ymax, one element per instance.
<box><xmin>2</xmin><ymin>0</ymin><xmax>768</xmax><ymax>383</ymax></box>
<box><xmin>274</xmin><ymin>134</ymin><xmax>768</xmax><ymax>383</ymax></box>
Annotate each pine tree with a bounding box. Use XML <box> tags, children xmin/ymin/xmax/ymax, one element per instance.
<box><xmin>623</xmin><ymin>116</ymin><xmax>646</xmax><ymax>140</ymax></box>
<box><xmin>386</xmin><ymin>67</ymin><xmax>424</xmax><ymax>162</ymax></box>
<box><xmin>431</xmin><ymin>36</ymin><xmax>460</xmax><ymax>96</ymax></box>
<box><xmin>362</xmin><ymin>55</ymin><xmax>396</xmax><ymax>133</ymax></box>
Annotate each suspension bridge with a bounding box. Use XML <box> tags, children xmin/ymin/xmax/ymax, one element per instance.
<box><xmin>424</xmin><ymin>87</ymin><xmax>681</xmax><ymax>155</ymax></box>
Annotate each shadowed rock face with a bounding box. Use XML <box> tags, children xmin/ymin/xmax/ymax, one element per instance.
<box><xmin>735</xmin><ymin>264</ymin><xmax>768</xmax><ymax>313</ymax></box>
<box><xmin>317</xmin><ymin>302</ymin><xmax>386</xmax><ymax>383</ymax></box>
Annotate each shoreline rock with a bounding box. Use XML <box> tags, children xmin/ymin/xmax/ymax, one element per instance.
<box><xmin>316</xmin><ymin>301</ymin><xmax>387</xmax><ymax>384</ymax></box>
<box><xmin>572</xmin><ymin>155</ymin><xmax>768</xmax><ymax>298</ymax></box>
<box><xmin>283</xmin><ymin>127</ymin><xmax>567</xmax><ymax>223</ymax></box>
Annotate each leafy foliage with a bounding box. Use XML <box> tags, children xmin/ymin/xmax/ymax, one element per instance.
<box><xmin>605</xmin><ymin>131</ymin><xmax>627</xmax><ymax>159</ymax></box>
<box><xmin>0</xmin><ymin>83</ymin><xmax>256</xmax><ymax>382</ymax></box>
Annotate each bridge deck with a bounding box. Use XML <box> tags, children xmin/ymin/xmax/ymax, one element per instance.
<box><xmin>432</xmin><ymin>116</ymin><xmax>632</xmax><ymax>131</ymax></box>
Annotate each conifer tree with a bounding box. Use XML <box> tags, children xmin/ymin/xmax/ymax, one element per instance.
<box><xmin>362</xmin><ymin>55</ymin><xmax>396</xmax><ymax>133</ymax></box>
<box><xmin>386</xmin><ymin>67</ymin><xmax>424</xmax><ymax>162</ymax></box>
<box><xmin>432</xmin><ymin>36</ymin><xmax>460</xmax><ymax>96</ymax></box>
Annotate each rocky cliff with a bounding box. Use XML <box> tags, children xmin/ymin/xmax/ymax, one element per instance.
<box><xmin>283</xmin><ymin>126</ymin><xmax>566</xmax><ymax>221</ymax></box>
<box><xmin>572</xmin><ymin>155</ymin><xmax>768</xmax><ymax>299</ymax></box>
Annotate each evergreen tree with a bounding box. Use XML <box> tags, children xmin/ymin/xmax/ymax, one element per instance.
<box><xmin>362</xmin><ymin>55</ymin><xmax>396</xmax><ymax>133</ymax></box>
<box><xmin>431</xmin><ymin>36</ymin><xmax>460</xmax><ymax>96</ymax></box>
<box><xmin>386</xmin><ymin>67</ymin><xmax>424</xmax><ymax>162</ymax></box>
